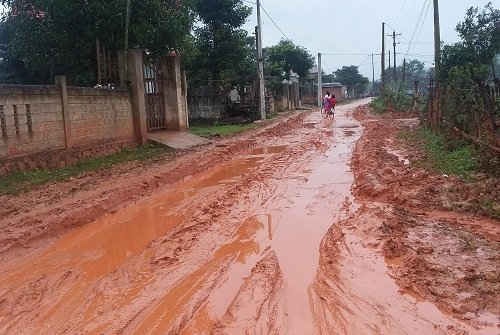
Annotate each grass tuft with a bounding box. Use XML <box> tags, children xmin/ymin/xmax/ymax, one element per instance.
<box><xmin>0</xmin><ymin>143</ymin><xmax>171</xmax><ymax>195</ymax></box>
<box><xmin>189</xmin><ymin>123</ymin><xmax>256</xmax><ymax>138</ymax></box>
<box><xmin>400</xmin><ymin>128</ymin><xmax>477</xmax><ymax>178</ymax></box>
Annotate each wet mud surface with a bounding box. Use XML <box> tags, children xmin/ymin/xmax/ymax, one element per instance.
<box><xmin>0</xmin><ymin>99</ymin><xmax>498</xmax><ymax>334</ymax></box>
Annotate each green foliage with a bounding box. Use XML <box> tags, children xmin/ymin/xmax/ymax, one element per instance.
<box><xmin>370</xmin><ymin>86</ymin><xmax>413</xmax><ymax>113</ymax></box>
<box><xmin>0</xmin><ymin>143</ymin><xmax>171</xmax><ymax>195</ymax></box>
<box><xmin>333</xmin><ymin>65</ymin><xmax>369</xmax><ymax>97</ymax></box>
<box><xmin>439</xmin><ymin>2</ymin><xmax>499</xmax><ymax>147</ymax></box>
<box><xmin>441</xmin><ymin>2</ymin><xmax>499</xmax><ymax>82</ymax></box>
<box><xmin>403</xmin><ymin>128</ymin><xmax>477</xmax><ymax>178</ymax></box>
<box><xmin>0</xmin><ymin>0</ymin><xmax>193</xmax><ymax>85</ymax></box>
<box><xmin>189</xmin><ymin>123</ymin><xmax>255</xmax><ymax>137</ymax></box>
<box><xmin>264</xmin><ymin>40</ymin><xmax>314</xmax><ymax>93</ymax></box>
<box><xmin>383</xmin><ymin>59</ymin><xmax>430</xmax><ymax>90</ymax></box>
<box><xmin>186</xmin><ymin>0</ymin><xmax>254</xmax><ymax>88</ymax></box>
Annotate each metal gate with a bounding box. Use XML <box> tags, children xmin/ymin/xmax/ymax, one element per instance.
<box><xmin>143</xmin><ymin>60</ymin><xmax>166</xmax><ymax>131</ymax></box>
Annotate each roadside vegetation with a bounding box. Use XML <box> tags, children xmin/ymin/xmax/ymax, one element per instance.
<box><xmin>0</xmin><ymin>143</ymin><xmax>171</xmax><ymax>195</ymax></box>
<box><xmin>190</xmin><ymin>123</ymin><xmax>256</xmax><ymax>138</ymax></box>
<box><xmin>374</xmin><ymin>3</ymin><xmax>499</xmax><ymax>177</ymax></box>
<box><xmin>400</xmin><ymin>128</ymin><xmax>477</xmax><ymax>178</ymax></box>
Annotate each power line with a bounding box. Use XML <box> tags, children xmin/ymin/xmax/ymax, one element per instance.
<box><xmin>260</xmin><ymin>3</ymin><xmax>291</xmax><ymax>41</ymax></box>
<box><xmin>322</xmin><ymin>52</ymin><xmax>379</xmax><ymax>56</ymax></box>
<box><xmin>406</xmin><ymin>0</ymin><xmax>431</xmax><ymax>55</ymax></box>
<box><xmin>244</xmin><ymin>0</ymin><xmax>292</xmax><ymax>41</ymax></box>
<box><xmin>414</xmin><ymin>0</ymin><xmax>432</xmax><ymax>48</ymax></box>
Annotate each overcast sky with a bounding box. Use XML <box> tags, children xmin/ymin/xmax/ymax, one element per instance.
<box><xmin>243</xmin><ymin>0</ymin><xmax>499</xmax><ymax>79</ymax></box>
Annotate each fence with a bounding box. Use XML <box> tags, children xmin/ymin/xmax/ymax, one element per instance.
<box><xmin>0</xmin><ymin>77</ymin><xmax>136</xmax><ymax>174</ymax></box>
<box><xmin>427</xmin><ymin>77</ymin><xmax>500</xmax><ymax>153</ymax></box>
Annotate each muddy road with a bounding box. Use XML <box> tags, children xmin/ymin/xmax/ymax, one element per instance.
<box><xmin>0</xmin><ymin>99</ymin><xmax>498</xmax><ymax>334</ymax></box>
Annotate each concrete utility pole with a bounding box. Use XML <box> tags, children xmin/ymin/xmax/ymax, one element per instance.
<box><xmin>388</xmin><ymin>50</ymin><xmax>391</xmax><ymax>71</ymax></box>
<box><xmin>256</xmin><ymin>0</ymin><xmax>266</xmax><ymax>120</ymax></box>
<box><xmin>371</xmin><ymin>53</ymin><xmax>375</xmax><ymax>85</ymax></box>
<box><xmin>381</xmin><ymin>22</ymin><xmax>385</xmax><ymax>89</ymax></box>
<box><xmin>402</xmin><ymin>58</ymin><xmax>406</xmax><ymax>83</ymax></box>
<box><xmin>387</xmin><ymin>30</ymin><xmax>401</xmax><ymax>80</ymax></box>
<box><xmin>433</xmin><ymin>0</ymin><xmax>441</xmax><ymax>79</ymax></box>
<box><xmin>317</xmin><ymin>52</ymin><xmax>322</xmax><ymax>107</ymax></box>
<box><xmin>393</xmin><ymin>31</ymin><xmax>397</xmax><ymax>78</ymax></box>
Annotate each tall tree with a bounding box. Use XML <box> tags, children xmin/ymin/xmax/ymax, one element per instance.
<box><xmin>334</xmin><ymin>65</ymin><xmax>369</xmax><ymax>97</ymax></box>
<box><xmin>0</xmin><ymin>0</ymin><xmax>193</xmax><ymax>85</ymax></box>
<box><xmin>187</xmin><ymin>0</ymin><xmax>254</xmax><ymax>88</ymax></box>
<box><xmin>264</xmin><ymin>40</ymin><xmax>314</xmax><ymax>92</ymax></box>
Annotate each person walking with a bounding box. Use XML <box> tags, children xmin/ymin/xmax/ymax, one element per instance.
<box><xmin>322</xmin><ymin>91</ymin><xmax>331</xmax><ymax>116</ymax></box>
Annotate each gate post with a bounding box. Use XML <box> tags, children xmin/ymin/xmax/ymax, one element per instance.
<box><xmin>55</xmin><ymin>75</ymin><xmax>72</xmax><ymax>149</ymax></box>
<box><xmin>161</xmin><ymin>54</ymin><xmax>188</xmax><ymax>131</ymax></box>
<box><xmin>127</xmin><ymin>49</ymin><xmax>148</xmax><ymax>144</ymax></box>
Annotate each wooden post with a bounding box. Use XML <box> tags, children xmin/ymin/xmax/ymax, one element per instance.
<box><xmin>317</xmin><ymin>52</ymin><xmax>322</xmax><ymax>107</ymax></box>
<box><xmin>96</xmin><ymin>38</ymin><xmax>102</xmax><ymax>85</ymax></box>
<box><xmin>381</xmin><ymin>22</ymin><xmax>385</xmax><ymax>90</ymax></box>
<box><xmin>433</xmin><ymin>0</ymin><xmax>441</xmax><ymax>127</ymax></box>
<box><xmin>256</xmin><ymin>0</ymin><xmax>266</xmax><ymax>120</ymax></box>
<box><xmin>55</xmin><ymin>75</ymin><xmax>71</xmax><ymax>148</ymax></box>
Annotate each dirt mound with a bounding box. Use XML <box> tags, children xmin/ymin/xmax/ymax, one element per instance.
<box><xmin>347</xmin><ymin>106</ymin><xmax>500</xmax><ymax>329</ymax></box>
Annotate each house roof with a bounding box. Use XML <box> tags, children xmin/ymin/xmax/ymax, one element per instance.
<box><xmin>322</xmin><ymin>82</ymin><xmax>345</xmax><ymax>88</ymax></box>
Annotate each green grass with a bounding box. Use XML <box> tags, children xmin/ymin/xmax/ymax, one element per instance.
<box><xmin>0</xmin><ymin>143</ymin><xmax>171</xmax><ymax>195</ymax></box>
<box><xmin>400</xmin><ymin>128</ymin><xmax>477</xmax><ymax>178</ymax></box>
<box><xmin>190</xmin><ymin>123</ymin><xmax>256</xmax><ymax>138</ymax></box>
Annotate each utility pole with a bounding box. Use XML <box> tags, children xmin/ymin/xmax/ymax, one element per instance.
<box><xmin>387</xmin><ymin>30</ymin><xmax>401</xmax><ymax>80</ymax></box>
<box><xmin>256</xmin><ymin>0</ymin><xmax>266</xmax><ymax>120</ymax></box>
<box><xmin>393</xmin><ymin>31</ymin><xmax>397</xmax><ymax>78</ymax></box>
<box><xmin>381</xmin><ymin>22</ymin><xmax>385</xmax><ymax>89</ymax></box>
<box><xmin>371</xmin><ymin>53</ymin><xmax>375</xmax><ymax>85</ymax></box>
<box><xmin>402</xmin><ymin>58</ymin><xmax>406</xmax><ymax>83</ymax></box>
<box><xmin>317</xmin><ymin>53</ymin><xmax>322</xmax><ymax>107</ymax></box>
<box><xmin>388</xmin><ymin>50</ymin><xmax>391</xmax><ymax>72</ymax></box>
<box><xmin>433</xmin><ymin>0</ymin><xmax>441</xmax><ymax>127</ymax></box>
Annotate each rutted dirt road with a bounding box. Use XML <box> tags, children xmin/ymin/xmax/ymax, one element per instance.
<box><xmin>0</xmin><ymin>99</ymin><xmax>498</xmax><ymax>334</ymax></box>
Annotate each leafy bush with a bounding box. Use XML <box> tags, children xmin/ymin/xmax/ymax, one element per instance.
<box><xmin>370</xmin><ymin>86</ymin><xmax>413</xmax><ymax>113</ymax></box>
<box><xmin>414</xmin><ymin>128</ymin><xmax>477</xmax><ymax>178</ymax></box>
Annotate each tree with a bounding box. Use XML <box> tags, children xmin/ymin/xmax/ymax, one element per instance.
<box><xmin>0</xmin><ymin>0</ymin><xmax>193</xmax><ymax>85</ymax></box>
<box><xmin>264</xmin><ymin>40</ymin><xmax>314</xmax><ymax>92</ymax></box>
<box><xmin>441</xmin><ymin>2</ymin><xmax>500</xmax><ymax>82</ymax></box>
<box><xmin>334</xmin><ymin>65</ymin><xmax>369</xmax><ymax>97</ymax></box>
<box><xmin>439</xmin><ymin>2</ymin><xmax>500</xmax><ymax>146</ymax></box>
<box><xmin>187</xmin><ymin>0</ymin><xmax>254</xmax><ymax>89</ymax></box>
<box><xmin>382</xmin><ymin>59</ymin><xmax>430</xmax><ymax>90</ymax></box>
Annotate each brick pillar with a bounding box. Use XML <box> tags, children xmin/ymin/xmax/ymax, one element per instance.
<box><xmin>55</xmin><ymin>75</ymin><xmax>71</xmax><ymax>148</ymax></box>
<box><xmin>127</xmin><ymin>49</ymin><xmax>147</xmax><ymax>144</ymax></box>
<box><xmin>161</xmin><ymin>55</ymin><xmax>188</xmax><ymax>130</ymax></box>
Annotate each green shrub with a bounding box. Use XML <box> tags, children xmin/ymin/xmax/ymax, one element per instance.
<box><xmin>413</xmin><ymin>128</ymin><xmax>477</xmax><ymax>178</ymax></box>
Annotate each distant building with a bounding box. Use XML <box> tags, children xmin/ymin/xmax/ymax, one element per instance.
<box><xmin>322</xmin><ymin>82</ymin><xmax>347</xmax><ymax>100</ymax></box>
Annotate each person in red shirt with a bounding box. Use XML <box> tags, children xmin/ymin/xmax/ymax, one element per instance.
<box><xmin>328</xmin><ymin>94</ymin><xmax>337</xmax><ymax>118</ymax></box>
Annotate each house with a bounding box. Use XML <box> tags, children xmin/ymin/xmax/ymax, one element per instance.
<box><xmin>301</xmin><ymin>67</ymin><xmax>348</xmax><ymax>104</ymax></box>
<box><xmin>322</xmin><ymin>82</ymin><xmax>347</xmax><ymax>101</ymax></box>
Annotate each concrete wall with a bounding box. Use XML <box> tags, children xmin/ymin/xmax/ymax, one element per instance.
<box><xmin>67</xmin><ymin>87</ymin><xmax>134</xmax><ymax>146</ymax></box>
<box><xmin>0</xmin><ymin>52</ymin><xmax>190</xmax><ymax>175</ymax></box>
<box><xmin>0</xmin><ymin>83</ymin><xmax>135</xmax><ymax>174</ymax></box>
<box><xmin>188</xmin><ymin>86</ymin><xmax>226</xmax><ymax>121</ymax></box>
<box><xmin>0</xmin><ymin>85</ymin><xmax>66</xmax><ymax>158</ymax></box>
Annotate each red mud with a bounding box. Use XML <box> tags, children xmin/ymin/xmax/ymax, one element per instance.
<box><xmin>0</xmin><ymin>99</ymin><xmax>498</xmax><ymax>334</ymax></box>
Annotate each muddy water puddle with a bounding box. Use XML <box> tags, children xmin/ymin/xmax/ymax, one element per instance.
<box><xmin>0</xmin><ymin>153</ymin><xmax>275</xmax><ymax>333</ymax></box>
